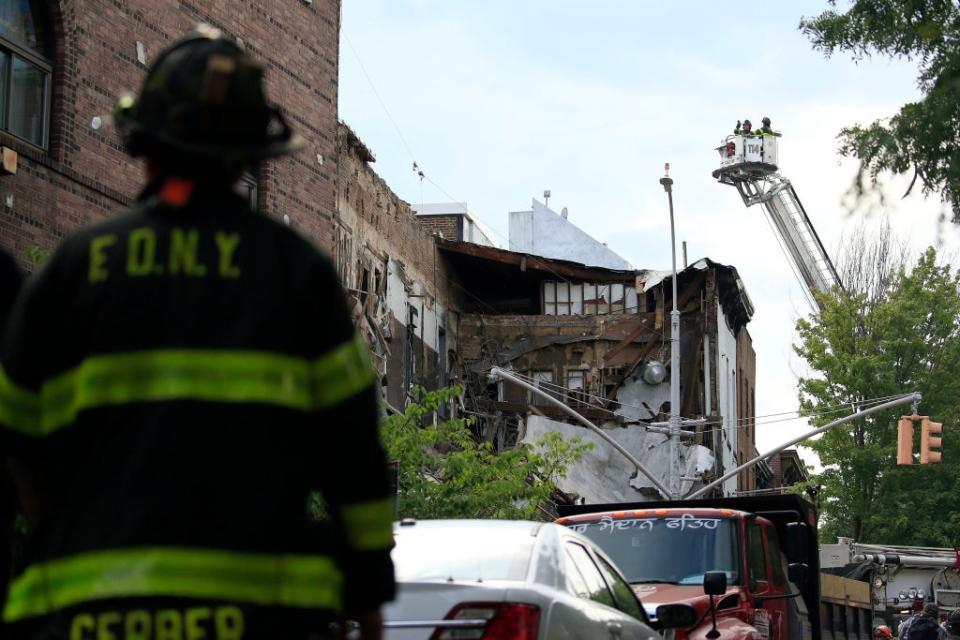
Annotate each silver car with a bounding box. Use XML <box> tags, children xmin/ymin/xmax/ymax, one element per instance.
<box><xmin>383</xmin><ymin>519</ymin><xmax>693</xmax><ymax>640</ymax></box>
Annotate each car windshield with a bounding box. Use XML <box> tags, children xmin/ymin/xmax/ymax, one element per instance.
<box><xmin>392</xmin><ymin>530</ymin><xmax>534</xmax><ymax>582</ymax></box>
<box><xmin>567</xmin><ymin>515</ymin><xmax>739</xmax><ymax>585</ymax></box>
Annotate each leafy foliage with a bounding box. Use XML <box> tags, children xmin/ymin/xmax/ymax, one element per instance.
<box><xmin>381</xmin><ymin>386</ymin><xmax>592</xmax><ymax>520</ymax></box>
<box><xmin>794</xmin><ymin>248</ymin><xmax>960</xmax><ymax>544</ymax></box>
<box><xmin>800</xmin><ymin>1</ymin><xmax>960</xmax><ymax>220</ymax></box>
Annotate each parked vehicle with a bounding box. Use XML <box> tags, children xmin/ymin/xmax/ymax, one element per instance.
<box><xmin>556</xmin><ymin>495</ymin><xmax>866</xmax><ymax>640</ymax></box>
<box><xmin>383</xmin><ymin>518</ymin><xmax>695</xmax><ymax>640</ymax></box>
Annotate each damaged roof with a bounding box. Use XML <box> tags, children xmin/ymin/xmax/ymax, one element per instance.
<box><xmin>437</xmin><ymin>239</ymin><xmax>754</xmax><ymax>329</ymax></box>
<box><xmin>437</xmin><ymin>237</ymin><xmax>639</xmax><ymax>282</ymax></box>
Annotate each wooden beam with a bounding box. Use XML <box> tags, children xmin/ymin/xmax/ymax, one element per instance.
<box><xmin>605</xmin><ymin>334</ymin><xmax>663</xmax><ymax>402</ymax></box>
<box><xmin>603</xmin><ymin>317</ymin><xmax>655</xmax><ymax>364</ymax></box>
<box><xmin>680</xmin><ymin>335</ymin><xmax>704</xmax><ymax>418</ymax></box>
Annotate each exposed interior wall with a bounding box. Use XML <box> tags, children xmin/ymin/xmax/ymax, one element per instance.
<box><xmin>523</xmin><ymin>416</ymin><xmax>715</xmax><ymax>502</ymax></box>
<box><xmin>736</xmin><ymin>328</ymin><xmax>757</xmax><ymax>492</ymax></box>
<box><xmin>715</xmin><ymin>298</ymin><xmax>740</xmax><ymax>496</ymax></box>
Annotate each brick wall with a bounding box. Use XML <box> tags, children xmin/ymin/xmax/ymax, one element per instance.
<box><xmin>336</xmin><ymin>122</ymin><xmax>458</xmax><ymax>408</ymax></box>
<box><xmin>0</xmin><ymin>0</ymin><xmax>341</xmax><ymax>269</ymax></box>
<box><xmin>416</xmin><ymin>215</ymin><xmax>460</xmax><ymax>241</ymax></box>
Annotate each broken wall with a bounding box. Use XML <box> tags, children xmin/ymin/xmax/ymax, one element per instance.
<box><xmin>523</xmin><ymin>416</ymin><xmax>715</xmax><ymax>503</ymax></box>
<box><xmin>336</xmin><ymin>123</ymin><xmax>458</xmax><ymax>410</ymax></box>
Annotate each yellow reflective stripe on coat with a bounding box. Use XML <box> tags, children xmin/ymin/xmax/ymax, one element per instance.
<box><xmin>341</xmin><ymin>498</ymin><xmax>395</xmax><ymax>551</ymax></box>
<box><xmin>0</xmin><ymin>335</ymin><xmax>374</xmax><ymax>436</ymax></box>
<box><xmin>311</xmin><ymin>335</ymin><xmax>376</xmax><ymax>410</ymax></box>
<box><xmin>3</xmin><ymin>547</ymin><xmax>343</xmax><ymax>622</ymax></box>
<box><xmin>0</xmin><ymin>366</ymin><xmax>41</xmax><ymax>435</ymax></box>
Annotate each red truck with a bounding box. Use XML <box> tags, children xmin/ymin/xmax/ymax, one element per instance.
<box><xmin>556</xmin><ymin>495</ymin><xmax>822</xmax><ymax>640</ymax></box>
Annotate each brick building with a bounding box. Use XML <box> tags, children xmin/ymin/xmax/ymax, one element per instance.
<box><xmin>0</xmin><ymin>0</ymin><xmax>341</xmax><ymax>267</ymax></box>
<box><xmin>413</xmin><ymin>202</ymin><xmax>497</xmax><ymax>247</ymax></box>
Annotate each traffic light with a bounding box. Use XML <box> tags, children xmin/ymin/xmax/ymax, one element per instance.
<box><xmin>920</xmin><ymin>417</ymin><xmax>943</xmax><ymax>464</ymax></box>
<box><xmin>897</xmin><ymin>417</ymin><xmax>915</xmax><ymax>465</ymax></box>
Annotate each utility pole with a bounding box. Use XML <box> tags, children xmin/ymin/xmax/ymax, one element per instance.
<box><xmin>660</xmin><ymin>163</ymin><xmax>682</xmax><ymax>499</ymax></box>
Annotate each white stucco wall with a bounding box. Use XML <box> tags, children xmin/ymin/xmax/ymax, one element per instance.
<box><xmin>385</xmin><ymin>257</ymin><xmax>445</xmax><ymax>352</ymax></box>
<box><xmin>715</xmin><ymin>299</ymin><xmax>739</xmax><ymax>496</ymax></box>
<box><xmin>508</xmin><ymin>199</ymin><xmax>632</xmax><ymax>269</ymax></box>
<box><xmin>523</xmin><ymin>416</ymin><xmax>714</xmax><ymax>503</ymax></box>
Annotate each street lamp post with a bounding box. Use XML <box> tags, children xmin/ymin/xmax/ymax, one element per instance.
<box><xmin>659</xmin><ymin>163</ymin><xmax>682</xmax><ymax>499</ymax></box>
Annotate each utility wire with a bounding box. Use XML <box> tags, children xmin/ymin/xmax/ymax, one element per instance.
<box><xmin>343</xmin><ymin>35</ymin><xmax>418</xmax><ymax>163</ymax></box>
<box><xmin>502</xmin><ymin>369</ymin><xmax>911</xmax><ymax>438</ymax></box>
<box><xmin>344</xmin><ymin>35</ymin><xmax>621</xmax><ymax>295</ymax></box>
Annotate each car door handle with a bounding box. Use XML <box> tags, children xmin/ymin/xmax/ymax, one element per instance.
<box><xmin>607</xmin><ymin>621</ymin><xmax>623</xmax><ymax>637</ymax></box>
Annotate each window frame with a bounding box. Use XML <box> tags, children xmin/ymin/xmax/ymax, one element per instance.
<box><xmin>593</xmin><ymin>552</ymin><xmax>648</xmax><ymax>621</ymax></box>
<box><xmin>564</xmin><ymin>542</ymin><xmax>617</xmax><ymax>609</ymax></box>
<box><xmin>0</xmin><ymin>11</ymin><xmax>53</xmax><ymax>149</ymax></box>
<box><xmin>764</xmin><ymin>526</ymin><xmax>786</xmax><ymax>588</ymax></box>
<box><xmin>746</xmin><ymin>520</ymin><xmax>770</xmax><ymax>593</ymax></box>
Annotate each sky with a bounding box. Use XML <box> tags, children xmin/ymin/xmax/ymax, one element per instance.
<box><xmin>337</xmin><ymin>1</ymin><xmax>959</xmax><ymax>469</ymax></box>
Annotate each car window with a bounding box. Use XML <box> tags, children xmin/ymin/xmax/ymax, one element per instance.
<box><xmin>594</xmin><ymin>553</ymin><xmax>647</xmax><ymax>620</ymax></box>
<box><xmin>392</xmin><ymin>532</ymin><xmax>533</xmax><ymax>582</ymax></box>
<box><xmin>562</xmin><ymin>546</ymin><xmax>591</xmax><ymax>598</ymax></box>
<box><xmin>565</xmin><ymin>542</ymin><xmax>616</xmax><ymax>608</ymax></box>
<box><xmin>746</xmin><ymin>521</ymin><xmax>768</xmax><ymax>591</ymax></box>
<box><xmin>764</xmin><ymin>526</ymin><xmax>786</xmax><ymax>587</ymax></box>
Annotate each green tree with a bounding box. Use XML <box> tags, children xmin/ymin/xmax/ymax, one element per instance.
<box><xmin>794</xmin><ymin>247</ymin><xmax>960</xmax><ymax>544</ymax></box>
<box><xmin>800</xmin><ymin>1</ymin><xmax>960</xmax><ymax>220</ymax></box>
<box><xmin>381</xmin><ymin>386</ymin><xmax>592</xmax><ymax>520</ymax></box>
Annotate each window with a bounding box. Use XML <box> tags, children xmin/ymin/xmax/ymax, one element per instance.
<box><xmin>566</xmin><ymin>369</ymin><xmax>587</xmax><ymax>404</ymax></box>
<box><xmin>746</xmin><ymin>521</ymin><xmax>768</xmax><ymax>591</ymax></box>
<box><xmin>0</xmin><ymin>1</ymin><xmax>52</xmax><ymax>147</ymax></box>
<box><xmin>765</xmin><ymin>527</ymin><xmax>786</xmax><ymax>587</ymax></box>
<box><xmin>565</xmin><ymin>543</ymin><xmax>615</xmax><ymax>608</ymax></box>
<box><xmin>562</xmin><ymin>548</ymin><xmax>591</xmax><ymax>598</ymax></box>
<box><xmin>543</xmin><ymin>281</ymin><xmax>635</xmax><ymax>316</ymax></box>
<box><xmin>594</xmin><ymin>554</ymin><xmax>646</xmax><ymax>620</ymax></box>
<box><xmin>334</xmin><ymin>226</ymin><xmax>352</xmax><ymax>287</ymax></box>
<box><xmin>530</xmin><ymin>369</ymin><xmax>555</xmax><ymax>402</ymax></box>
<box><xmin>236</xmin><ymin>168</ymin><xmax>259</xmax><ymax>211</ymax></box>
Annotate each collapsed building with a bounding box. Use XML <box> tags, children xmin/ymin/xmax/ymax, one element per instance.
<box><xmin>439</xmin><ymin>239</ymin><xmax>757</xmax><ymax>500</ymax></box>
<box><xmin>336</xmin><ymin>121</ymin><xmax>763</xmax><ymax>501</ymax></box>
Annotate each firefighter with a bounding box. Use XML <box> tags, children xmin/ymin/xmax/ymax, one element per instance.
<box><xmin>740</xmin><ymin>119</ymin><xmax>753</xmax><ymax>135</ymax></box>
<box><xmin>0</xmin><ymin>25</ymin><xmax>394</xmax><ymax>639</ymax></box>
<box><xmin>756</xmin><ymin>116</ymin><xmax>778</xmax><ymax>136</ymax></box>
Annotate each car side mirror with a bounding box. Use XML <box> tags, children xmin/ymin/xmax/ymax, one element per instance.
<box><xmin>788</xmin><ymin>563</ymin><xmax>809</xmax><ymax>585</ymax></box>
<box><xmin>656</xmin><ymin>604</ymin><xmax>698</xmax><ymax>629</ymax></box>
<box><xmin>785</xmin><ymin>523</ymin><xmax>810</xmax><ymax>563</ymax></box>
<box><xmin>704</xmin><ymin>571</ymin><xmax>727</xmax><ymax>596</ymax></box>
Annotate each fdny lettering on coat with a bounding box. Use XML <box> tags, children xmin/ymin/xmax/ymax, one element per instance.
<box><xmin>88</xmin><ymin>228</ymin><xmax>242</xmax><ymax>282</ymax></box>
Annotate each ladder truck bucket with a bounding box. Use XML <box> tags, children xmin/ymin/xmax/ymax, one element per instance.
<box><xmin>711</xmin><ymin>131</ymin><xmax>841</xmax><ymax>311</ymax></box>
<box><xmin>712</xmin><ymin>134</ymin><xmax>779</xmax><ymax>181</ymax></box>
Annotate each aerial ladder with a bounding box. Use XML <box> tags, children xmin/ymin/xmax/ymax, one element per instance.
<box><xmin>712</xmin><ymin>132</ymin><xmax>842</xmax><ymax>310</ymax></box>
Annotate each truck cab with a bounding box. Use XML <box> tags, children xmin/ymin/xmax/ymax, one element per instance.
<box><xmin>557</xmin><ymin>495</ymin><xmax>820</xmax><ymax>640</ymax></box>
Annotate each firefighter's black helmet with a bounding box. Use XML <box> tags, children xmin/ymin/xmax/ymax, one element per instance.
<box><xmin>115</xmin><ymin>25</ymin><xmax>304</xmax><ymax>162</ymax></box>
<box><xmin>762</xmin><ymin>116</ymin><xmax>771</xmax><ymax>127</ymax></box>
